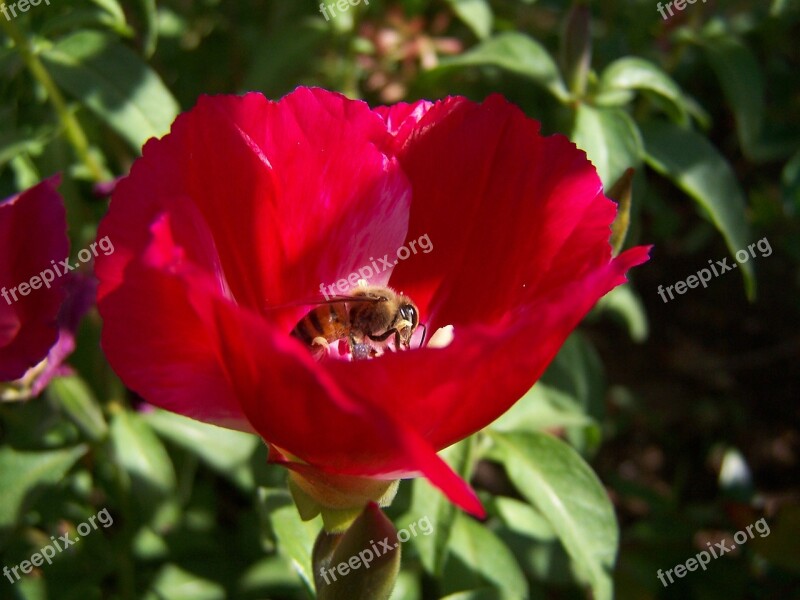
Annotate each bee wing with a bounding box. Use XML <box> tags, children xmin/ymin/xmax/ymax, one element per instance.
<box><xmin>264</xmin><ymin>295</ymin><xmax>382</xmax><ymax>311</ymax></box>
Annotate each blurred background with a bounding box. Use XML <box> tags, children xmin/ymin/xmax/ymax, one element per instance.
<box><xmin>1</xmin><ymin>0</ymin><xmax>798</xmax><ymax>598</ymax></box>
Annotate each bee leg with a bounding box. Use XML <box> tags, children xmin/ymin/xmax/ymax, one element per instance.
<box><xmin>310</xmin><ymin>336</ymin><xmax>330</xmax><ymax>360</ymax></box>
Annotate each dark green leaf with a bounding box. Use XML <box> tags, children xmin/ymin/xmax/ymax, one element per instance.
<box><xmin>441</xmin><ymin>512</ymin><xmax>528</xmax><ymax>597</ymax></box>
<box><xmin>493</xmin><ymin>497</ymin><xmax>575</xmax><ymax>586</ymax></box>
<box><xmin>402</xmin><ymin>438</ymin><xmax>475</xmax><ymax>577</ymax></box>
<box><xmin>42</xmin><ymin>31</ymin><xmax>179</xmax><ymax>152</ymax></box>
<box><xmin>48</xmin><ymin>375</ymin><xmax>108</xmax><ymax>442</ymax></box>
<box><xmin>490</xmin><ymin>333</ymin><xmax>605</xmax><ymax>440</ymax></box>
<box><xmin>572</xmin><ymin>104</ymin><xmax>643</xmax><ymax>188</ymax></box>
<box><xmin>0</xmin><ymin>445</ymin><xmax>86</xmax><ymax>537</ymax></box>
<box><xmin>782</xmin><ymin>149</ymin><xmax>800</xmax><ymax>213</ymax></box>
<box><xmin>439</xmin><ymin>590</ymin><xmax>517</xmax><ymax>600</ymax></box>
<box><xmin>257</xmin><ymin>487</ymin><xmax>321</xmax><ymax>593</ymax></box>
<box><xmin>699</xmin><ymin>28</ymin><xmax>797</xmax><ymax>161</ymax></box>
<box><xmin>444</xmin><ymin>0</ymin><xmax>493</xmax><ymax>40</ymax></box>
<box><xmin>593</xmin><ymin>284</ymin><xmax>649</xmax><ymax>343</ymax></box>
<box><xmin>436</xmin><ymin>32</ymin><xmax>569</xmax><ymax>102</ymax></box>
<box><xmin>599</xmin><ymin>57</ymin><xmax>689</xmax><ymax>125</ymax></box>
<box><xmin>109</xmin><ymin>410</ymin><xmax>176</xmax><ymax>499</ymax></box>
<box><xmin>489</xmin><ymin>431</ymin><xmax>618</xmax><ymax>600</ymax></box>
<box><xmin>143</xmin><ymin>409</ymin><xmax>258</xmax><ymax>490</ymax></box>
<box><xmin>561</xmin><ymin>5</ymin><xmax>591</xmax><ymax>97</ymax></box>
<box><xmin>137</xmin><ymin>0</ymin><xmax>159</xmax><ymax>58</ymax></box>
<box><xmin>641</xmin><ymin>120</ymin><xmax>755</xmax><ymax>298</ymax></box>
<box><xmin>143</xmin><ymin>564</ymin><xmax>226</xmax><ymax>600</ymax></box>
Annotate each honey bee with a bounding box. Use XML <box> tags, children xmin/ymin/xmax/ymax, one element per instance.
<box><xmin>290</xmin><ymin>284</ymin><xmax>424</xmax><ymax>360</ymax></box>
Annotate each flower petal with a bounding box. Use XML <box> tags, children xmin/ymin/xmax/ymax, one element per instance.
<box><xmin>325</xmin><ymin>94</ymin><xmax>651</xmax><ymax>449</ymax></box>
<box><xmin>98</xmin><ymin>89</ymin><xmax>412</xmax><ymax>330</ymax></box>
<box><xmin>328</xmin><ymin>246</ymin><xmax>649</xmax><ymax>450</ymax></box>
<box><xmin>0</xmin><ymin>176</ymin><xmax>68</xmax><ymax>381</ymax></box>
<box><xmin>126</xmin><ymin>211</ymin><xmax>484</xmax><ymax>514</ymax></box>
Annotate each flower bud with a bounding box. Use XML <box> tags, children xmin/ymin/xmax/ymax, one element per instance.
<box><xmin>313</xmin><ymin>503</ymin><xmax>401</xmax><ymax>600</ymax></box>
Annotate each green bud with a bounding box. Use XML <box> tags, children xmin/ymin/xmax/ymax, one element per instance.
<box><xmin>313</xmin><ymin>503</ymin><xmax>401</xmax><ymax>600</ymax></box>
<box><xmin>287</xmin><ymin>466</ymin><xmax>398</xmax><ymax>533</ymax></box>
<box><xmin>561</xmin><ymin>3</ymin><xmax>592</xmax><ymax>98</ymax></box>
<box><xmin>608</xmin><ymin>167</ymin><xmax>635</xmax><ymax>256</ymax></box>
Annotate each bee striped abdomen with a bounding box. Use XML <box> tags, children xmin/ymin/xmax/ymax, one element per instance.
<box><xmin>290</xmin><ymin>302</ymin><xmax>349</xmax><ymax>345</ymax></box>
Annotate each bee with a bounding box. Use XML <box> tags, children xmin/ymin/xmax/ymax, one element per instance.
<box><xmin>290</xmin><ymin>284</ymin><xmax>424</xmax><ymax>360</ymax></box>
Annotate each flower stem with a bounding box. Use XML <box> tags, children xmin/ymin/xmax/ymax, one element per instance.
<box><xmin>0</xmin><ymin>18</ymin><xmax>106</xmax><ymax>182</ymax></box>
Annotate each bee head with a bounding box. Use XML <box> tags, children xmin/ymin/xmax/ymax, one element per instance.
<box><xmin>397</xmin><ymin>301</ymin><xmax>419</xmax><ymax>343</ymax></box>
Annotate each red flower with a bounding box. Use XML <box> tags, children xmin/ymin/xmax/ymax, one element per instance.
<box><xmin>96</xmin><ymin>88</ymin><xmax>649</xmax><ymax>516</ymax></box>
<box><xmin>0</xmin><ymin>176</ymin><xmax>69</xmax><ymax>382</ymax></box>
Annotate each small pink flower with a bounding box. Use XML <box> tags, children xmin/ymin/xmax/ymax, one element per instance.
<box><xmin>0</xmin><ymin>176</ymin><xmax>69</xmax><ymax>383</ymax></box>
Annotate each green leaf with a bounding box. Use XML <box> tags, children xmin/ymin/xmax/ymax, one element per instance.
<box><xmin>492</xmin><ymin>497</ymin><xmax>575</xmax><ymax>586</ymax></box>
<box><xmin>402</xmin><ymin>438</ymin><xmax>475</xmax><ymax>577</ymax></box>
<box><xmin>444</xmin><ymin>0</ymin><xmax>493</xmax><ymax>40</ymax></box>
<box><xmin>440</xmin><ymin>590</ymin><xmax>517</xmax><ymax>600</ymax></box>
<box><xmin>137</xmin><ymin>0</ymin><xmax>159</xmax><ymax>58</ymax></box>
<box><xmin>41</xmin><ymin>30</ymin><xmax>179</xmax><ymax>152</ymax></box>
<box><xmin>782</xmin><ymin>148</ymin><xmax>800</xmax><ymax>213</ymax></box>
<box><xmin>771</xmin><ymin>0</ymin><xmax>790</xmax><ymax>15</ymax></box>
<box><xmin>238</xmin><ymin>555</ymin><xmax>304</xmax><ymax>597</ymax></box>
<box><xmin>488</xmin><ymin>431</ymin><xmax>618</xmax><ymax>600</ymax></box>
<box><xmin>572</xmin><ymin>104</ymin><xmax>643</xmax><ymax>188</ymax></box>
<box><xmin>389</xmin><ymin>570</ymin><xmax>422</xmax><ymax>600</ymax></box>
<box><xmin>599</xmin><ymin>57</ymin><xmax>689</xmax><ymax>125</ymax></box>
<box><xmin>242</xmin><ymin>20</ymin><xmax>327</xmax><ymax>97</ymax></box>
<box><xmin>593</xmin><ymin>284</ymin><xmax>649</xmax><ymax>343</ymax></box>
<box><xmin>143</xmin><ymin>564</ymin><xmax>226</xmax><ymax>600</ymax></box>
<box><xmin>437</xmin><ymin>32</ymin><xmax>569</xmax><ymax>102</ymax></box>
<box><xmin>109</xmin><ymin>410</ymin><xmax>176</xmax><ymax>499</ymax></box>
<box><xmin>561</xmin><ymin>4</ymin><xmax>592</xmax><ymax>97</ymax></box>
<box><xmin>696</xmin><ymin>26</ymin><xmax>798</xmax><ymax>162</ymax></box>
<box><xmin>86</xmin><ymin>0</ymin><xmax>134</xmax><ymax>36</ymax></box>
<box><xmin>89</xmin><ymin>0</ymin><xmax>127</xmax><ymax>25</ymax></box>
<box><xmin>143</xmin><ymin>409</ymin><xmax>259</xmax><ymax>490</ymax></box>
<box><xmin>0</xmin><ymin>127</ymin><xmax>53</xmax><ymax>168</ymax></box>
<box><xmin>257</xmin><ymin>487</ymin><xmax>321</xmax><ymax>593</ymax></box>
<box><xmin>0</xmin><ymin>445</ymin><xmax>86</xmax><ymax>537</ymax></box>
<box><xmin>441</xmin><ymin>512</ymin><xmax>528</xmax><ymax>598</ymax></box>
<box><xmin>490</xmin><ymin>333</ymin><xmax>605</xmax><ymax>437</ymax></box>
<box><xmin>48</xmin><ymin>375</ymin><xmax>108</xmax><ymax>442</ymax></box>
<box><xmin>641</xmin><ymin>120</ymin><xmax>755</xmax><ymax>298</ymax></box>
